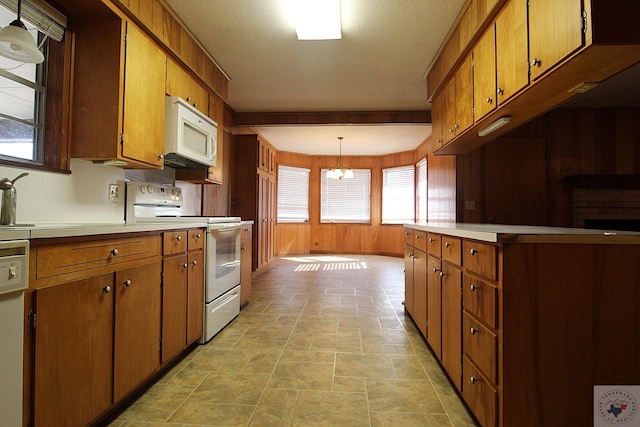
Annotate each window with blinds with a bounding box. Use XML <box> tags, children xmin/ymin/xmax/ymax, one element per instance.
<box><xmin>321</xmin><ymin>169</ymin><xmax>371</xmax><ymax>223</ymax></box>
<box><xmin>277</xmin><ymin>165</ymin><xmax>310</xmax><ymax>222</ymax></box>
<box><xmin>382</xmin><ymin>165</ymin><xmax>415</xmax><ymax>224</ymax></box>
<box><xmin>416</xmin><ymin>158</ymin><xmax>427</xmax><ymax>222</ymax></box>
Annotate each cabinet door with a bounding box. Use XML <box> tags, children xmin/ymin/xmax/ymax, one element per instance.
<box><xmin>162</xmin><ymin>254</ymin><xmax>187</xmax><ymax>363</ymax></box>
<box><xmin>121</xmin><ymin>22</ymin><xmax>166</xmax><ymax>167</ymax></box>
<box><xmin>473</xmin><ymin>25</ymin><xmax>497</xmax><ymax>122</ymax></box>
<box><xmin>427</xmin><ymin>256</ymin><xmax>442</xmax><ymax>358</ymax></box>
<box><xmin>441</xmin><ymin>262</ymin><xmax>462</xmax><ymax>391</ymax></box>
<box><xmin>413</xmin><ymin>248</ymin><xmax>428</xmax><ymax>337</ymax></box>
<box><xmin>404</xmin><ymin>245</ymin><xmax>415</xmax><ymax>315</ymax></box>
<box><xmin>455</xmin><ymin>55</ymin><xmax>474</xmax><ymax>136</ymax></box>
<box><xmin>442</xmin><ymin>78</ymin><xmax>457</xmax><ymax>145</ymax></box>
<box><xmin>496</xmin><ymin>0</ymin><xmax>529</xmax><ymax>104</ymax></box>
<box><xmin>208</xmin><ymin>94</ymin><xmax>225</xmax><ymax>183</ymax></box>
<box><xmin>167</xmin><ymin>58</ymin><xmax>209</xmax><ymax>116</ymax></box>
<box><xmin>431</xmin><ymin>94</ymin><xmax>444</xmax><ymax>150</ymax></box>
<box><xmin>114</xmin><ymin>262</ymin><xmax>161</xmax><ymax>402</ymax></box>
<box><xmin>528</xmin><ymin>0</ymin><xmax>584</xmax><ymax>80</ymax></box>
<box><xmin>34</xmin><ymin>274</ymin><xmax>114</xmax><ymax>427</ymax></box>
<box><xmin>187</xmin><ymin>249</ymin><xmax>205</xmax><ymax>344</ymax></box>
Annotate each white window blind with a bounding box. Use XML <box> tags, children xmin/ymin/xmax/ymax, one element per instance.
<box><xmin>277</xmin><ymin>165</ymin><xmax>310</xmax><ymax>222</ymax></box>
<box><xmin>321</xmin><ymin>169</ymin><xmax>370</xmax><ymax>223</ymax></box>
<box><xmin>416</xmin><ymin>158</ymin><xmax>427</xmax><ymax>222</ymax></box>
<box><xmin>382</xmin><ymin>165</ymin><xmax>415</xmax><ymax>224</ymax></box>
<box><xmin>0</xmin><ymin>0</ymin><xmax>67</xmax><ymax>41</ymax></box>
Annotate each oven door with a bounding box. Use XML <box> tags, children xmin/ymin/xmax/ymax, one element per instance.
<box><xmin>206</xmin><ymin>224</ymin><xmax>241</xmax><ymax>302</ymax></box>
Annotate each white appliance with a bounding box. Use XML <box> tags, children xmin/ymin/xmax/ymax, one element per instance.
<box><xmin>0</xmin><ymin>239</ymin><xmax>29</xmax><ymax>427</ymax></box>
<box><xmin>164</xmin><ymin>96</ymin><xmax>217</xmax><ymax>169</ymax></box>
<box><xmin>125</xmin><ymin>181</ymin><xmax>241</xmax><ymax>343</ymax></box>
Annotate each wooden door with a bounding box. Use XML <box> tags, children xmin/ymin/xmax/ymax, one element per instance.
<box><xmin>186</xmin><ymin>249</ymin><xmax>205</xmax><ymax>344</ymax></box>
<box><xmin>431</xmin><ymin>94</ymin><xmax>444</xmax><ymax>150</ymax></box>
<box><xmin>166</xmin><ymin>58</ymin><xmax>209</xmax><ymax>116</ymax></box>
<box><xmin>455</xmin><ymin>55</ymin><xmax>474</xmax><ymax>135</ymax></box>
<box><xmin>473</xmin><ymin>25</ymin><xmax>497</xmax><ymax>123</ymax></box>
<box><xmin>427</xmin><ymin>256</ymin><xmax>442</xmax><ymax>358</ymax></box>
<box><xmin>484</xmin><ymin>137</ymin><xmax>547</xmax><ymax>225</ymax></box>
<box><xmin>528</xmin><ymin>0</ymin><xmax>584</xmax><ymax>80</ymax></box>
<box><xmin>121</xmin><ymin>22</ymin><xmax>166</xmax><ymax>167</ymax></box>
<box><xmin>413</xmin><ymin>248</ymin><xmax>428</xmax><ymax>336</ymax></box>
<box><xmin>496</xmin><ymin>0</ymin><xmax>529</xmax><ymax>104</ymax></box>
<box><xmin>404</xmin><ymin>245</ymin><xmax>415</xmax><ymax>315</ymax></box>
<box><xmin>34</xmin><ymin>274</ymin><xmax>114</xmax><ymax>426</ymax></box>
<box><xmin>162</xmin><ymin>254</ymin><xmax>187</xmax><ymax>363</ymax></box>
<box><xmin>114</xmin><ymin>262</ymin><xmax>162</xmax><ymax>402</ymax></box>
<box><xmin>441</xmin><ymin>262</ymin><xmax>462</xmax><ymax>391</ymax></box>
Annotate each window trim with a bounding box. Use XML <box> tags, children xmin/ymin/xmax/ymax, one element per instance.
<box><xmin>381</xmin><ymin>164</ymin><xmax>416</xmax><ymax>225</ymax></box>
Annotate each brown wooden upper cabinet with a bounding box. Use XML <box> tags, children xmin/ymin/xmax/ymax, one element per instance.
<box><xmin>71</xmin><ymin>16</ymin><xmax>166</xmax><ymax>168</ymax></box>
<box><xmin>528</xmin><ymin>0</ymin><xmax>584</xmax><ymax>81</ymax></box>
<box><xmin>442</xmin><ymin>55</ymin><xmax>473</xmax><ymax>145</ymax></box>
<box><xmin>166</xmin><ymin>58</ymin><xmax>210</xmax><ymax>117</ymax></box>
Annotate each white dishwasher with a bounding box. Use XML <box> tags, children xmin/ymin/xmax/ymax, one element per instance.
<box><xmin>0</xmin><ymin>240</ymin><xmax>29</xmax><ymax>427</ymax></box>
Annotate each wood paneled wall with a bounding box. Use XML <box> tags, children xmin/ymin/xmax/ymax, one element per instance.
<box><xmin>416</xmin><ymin>139</ymin><xmax>458</xmax><ymax>224</ymax></box>
<box><xmin>457</xmin><ymin>108</ymin><xmax>640</xmax><ymax>226</ymax></box>
<box><xmin>275</xmin><ymin>150</ymin><xmax>417</xmax><ymax>256</ymax></box>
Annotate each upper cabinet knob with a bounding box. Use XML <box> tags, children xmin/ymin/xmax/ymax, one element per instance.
<box><xmin>157</xmin><ymin>154</ymin><xmax>164</xmax><ymax>160</ymax></box>
<box><xmin>124</xmin><ymin>279</ymin><xmax>131</xmax><ymax>287</ymax></box>
<box><xmin>486</xmin><ymin>97</ymin><xmax>493</xmax><ymax>104</ymax></box>
<box><xmin>103</xmin><ymin>285</ymin><xmax>112</xmax><ymax>293</ymax></box>
<box><xmin>186</xmin><ymin>96</ymin><xmax>191</xmax><ymax>102</ymax></box>
<box><xmin>470</xmin><ymin>284</ymin><xmax>478</xmax><ymax>291</ymax></box>
<box><xmin>530</xmin><ymin>58</ymin><xmax>541</xmax><ymax>67</ymax></box>
<box><xmin>497</xmin><ymin>88</ymin><xmax>504</xmax><ymax>95</ymax></box>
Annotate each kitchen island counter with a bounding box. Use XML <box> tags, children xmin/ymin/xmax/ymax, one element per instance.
<box><xmin>404</xmin><ymin>222</ymin><xmax>640</xmax><ymax>244</ymax></box>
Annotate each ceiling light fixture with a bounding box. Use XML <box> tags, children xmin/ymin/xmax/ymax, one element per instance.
<box><xmin>478</xmin><ymin>116</ymin><xmax>511</xmax><ymax>137</ymax></box>
<box><xmin>289</xmin><ymin>0</ymin><xmax>341</xmax><ymax>40</ymax></box>
<box><xmin>0</xmin><ymin>0</ymin><xmax>44</xmax><ymax>63</ymax></box>
<box><xmin>327</xmin><ymin>137</ymin><xmax>353</xmax><ymax>180</ymax></box>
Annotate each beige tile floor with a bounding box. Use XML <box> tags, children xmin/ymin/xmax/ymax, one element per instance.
<box><xmin>110</xmin><ymin>254</ymin><xmax>478</xmax><ymax>427</ymax></box>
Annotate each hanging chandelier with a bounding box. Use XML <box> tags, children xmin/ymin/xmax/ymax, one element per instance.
<box><xmin>326</xmin><ymin>136</ymin><xmax>353</xmax><ymax>179</ymax></box>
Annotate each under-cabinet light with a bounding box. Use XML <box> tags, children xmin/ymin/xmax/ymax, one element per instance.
<box><xmin>478</xmin><ymin>116</ymin><xmax>511</xmax><ymax>137</ymax></box>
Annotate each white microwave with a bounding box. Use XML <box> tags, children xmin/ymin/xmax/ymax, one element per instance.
<box><xmin>164</xmin><ymin>96</ymin><xmax>217</xmax><ymax>168</ymax></box>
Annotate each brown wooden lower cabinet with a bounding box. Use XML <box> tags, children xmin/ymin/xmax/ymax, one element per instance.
<box><xmin>240</xmin><ymin>223</ymin><xmax>253</xmax><ymax>306</ymax></box>
<box><xmin>405</xmin><ymin>226</ymin><xmax>640</xmax><ymax>427</ymax></box>
<box><xmin>28</xmin><ymin>229</ymin><xmax>205</xmax><ymax>426</ymax></box>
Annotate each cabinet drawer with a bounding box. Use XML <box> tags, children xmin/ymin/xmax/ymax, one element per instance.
<box><xmin>463</xmin><ymin>241</ymin><xmax>497</xmax><ymax>281</ymax></box>
<box><xmin>463</xmin><ymin>274</ymin><xmax>497</xmax><ymax>329</ymax></box>
<box><xmin>413</xmin><ymin>230</ymin><xmax>427</xmax><ymax>252</ymax></box>
<box><xmin>35</xmin><ymin>235</ymin><xmax>160</xmax><ymax>280</ymax></box>
<box><xmin>427</xmin><ymin>233</ymin><xmax>441</xmax><ymax>257</ymax></box>
<box><xmin>404</xmin><ymin>228</ymin><xmax>413</xmax><ymax>246</ymax></box>
<box><xmin>463</xmin><ymin>356</ymin><xmax>497</xmax><ymax>427</ymax></box>
<box><xmin>188</xmin><ymin>229</ymin><xmax>205</xmax><ymax>251</ymax></box>
<box><xmin>164</xmin><ymin>231</ymin><xmax>188</xmax><ymax>255</ymax></box>
<box><xmin>463</xmin><ymin>313</ymin><xmax>497</xmax><ymax>383</ymax></box>
<box><xmin>441</xmin><ymin>236</ymin><xmax>461</xmax><ymax>265</ymax></box>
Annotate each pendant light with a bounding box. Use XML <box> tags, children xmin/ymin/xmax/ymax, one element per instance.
<box><xmin>326</xmin><ymin>137</ymin><xmax>353</xmax><ymax>180</ymax></box>
<box><xmin>0</xmin><ymin>0</ymin><xmax>45</xmax><ymax>64</ymax></box>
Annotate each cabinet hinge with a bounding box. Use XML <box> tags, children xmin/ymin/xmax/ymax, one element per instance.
<box><xmin>28</xmin><ymin>308</ymin><xmax>36</xmax><ymax>335</ymax></box>
<box><xmin>119</xmin><ymin>133</ymin><xmax>124</xmax><ymax>145</ymax></box>
<box><xmin>582</xmin><ymin>10</ymin><xmax>588</xmax><ymax>35</ymax></box>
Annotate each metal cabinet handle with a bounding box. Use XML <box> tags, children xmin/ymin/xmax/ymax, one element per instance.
<box><xmin>176</xmin><ymin>235</ymin><xmax>182</xmax><ymax>241</ymax></box>
<box><xmin>486</xmin><ymin>97</ymin><xmax>493</xmax><ymax>104</ymax></box>
<box><xmin>415</xmin><ymin>234</ymin><xmax>421</xmax><ymax>240</ymax></box>
<box><xmin>124</xmin><ymin>279</ymin><xmax>132</xmax><ymax>287</ymax></box>
<box><xmin>192</xmin><ymin>260</ymin><xmax>197</xmax><ymax>266</ymax></box>
<box><xmin>445</xmin><ymin>242</ymin><xmax>450</xmax><ymax>248</ymax></box>
<box><xmin>196</xmin><ymin>233</ymin><xmax>201</xmax><ymax>239</ymax></box>
<box><xmin>433</xmin><ymin>267</ymin><xmax>439</xmax><ymax>273</ymax></box>
<box><xmin>193</xmin><ymin>102</ymin><xmax>198</xmax><ymax>107</ymax></box>
<box><xmin>449</xmin><ymin>127</ymin><xmax>455</xmax><ymax>134</ymax></box>
<box><xmin>470</xmin><ymin>248</ymin><xmax>478</xmax><ymax>255</ymax></box>
<box><xmin>186</xmin><ymin>96</ymin><xmax>191</xmax><ymax>102</ymax></box>
<box><xmin>470</xmin><ymin>376</ymin><xmax>479</xmax><ymax>384</ymax></box>
<box><xmin>530</xmin><ymin>58</ymin><xmax>541</xmax><ymax>67</ymax></box>
<box><xmin>103</xmin><ymin>285</ymin><xmax>112</xmax><ymax>293</ymax></box>
<box><xmin>111</xmin><ymin>248</ymin><xmax>118</xmax><ymax>256</ymax></box>
<box><xmin>241</xmin><ymin>246</ymin><xmax>246</xmax><ymax>251</ymax></box>
<box><xmin>497</xmin><ymin>88</ymin><xmax>504</xmax><ymax>95</ymax></box>
<box><xmin>183</xmin><ymin>263</ymin><xmax>188</xmax><ymax>269</ymax></box>
<box><xmin>439</xmin><ymin>271</ymin><xmax>445</xmax><ymax>278</ymax></box>
<box><xmin>157</xmin><ymin>154</ymin><xmax>164</xmax><ymax>160</ymax></box>
<box><xmin>470</xmin><ymin>284</ymin><xmax>478</xmax><ymax>291</ymax></box>
<box><xmin>428</xmin><ymin>238</ymin><xmax>434</xmax><ymax>243</ymax></box>
<box><xmin>470</xmin><ymin>327</ymin><xmax>479</xmax><ymax>335</ymax></box>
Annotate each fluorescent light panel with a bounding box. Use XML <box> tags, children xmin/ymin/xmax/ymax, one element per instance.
<box><xmin>291</xmin><ymin>0</ymin><xmax>341</xmax><ymax>40</ymax></box>
<box><xmin>478</xmin><ymin>116</ymin><xmax>511</xmax><ymax>137</ymax></box>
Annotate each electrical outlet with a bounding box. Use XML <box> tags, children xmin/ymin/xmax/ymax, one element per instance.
<box><xmin>465</xmin><ymin>200</ymin><xmax>476</xmax><ymax>210</ymax></box>
<box><xmin>108</xmin><ymin>183</ymin><xmax>120</xmax><ymax>201</ymax></box>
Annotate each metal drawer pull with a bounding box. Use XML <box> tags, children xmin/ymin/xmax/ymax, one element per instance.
<box><xmin>103</xmin><ymin>285</ymin><xmax>111</xmax><ymax>293</ymax></box>
<box><xmin>183</xmin><ymin>263</ymin><xmax>188</xmax><ymax>269</ymax></box>
<box><xmin>111</xmin><ymin>248</ymin><xmax>118</xmax><ymax>256</ymax></box>
<box><xmin>192</xmin><ymin>260</ymin><xmax>197</xmax><ymax>266</ymax></box>
<box><xmin>428</xmin><ymin>238</ymin><xmax>434</xmax><ymax>243</ymax></box>
<box><xmin>196</xmin><ymin>233</ymin><xmax>201</xmax><ymax>239</ymax></box>
<box><xmin>470</xmin><ymin>248</ymin><xmax>478</xmax><ymax>255</ymax></box>
<box><xmin>405</xmin><ymin>231</ymin><xmax>410</xmax><ymax>236</ymax></box>
<box><xmin>470</xmin><ymin>376</ymin><xmax>479</xmax><ymax>384</ymax></box>
<box><xmin>445</xmin><ymin>242</ymin><xmax>450</xmax><ymax>248</ymax></box>
<box><xmin>439</xmin><ymin>272</ymin><xmax>445</xmax><ymax>278</ymax></box>
<box><xmin>470</xmin><ymin>284</ymin><xmax>478</xmax><ymax>291</ymax></box>
<box><xmin>176</xmin><ymin>235</ymin><xmax>181</xmax><ymax>241</ymax></box>
<box><xmin>124</xmin><ymin>279</ymin><xmax>131</xmax><ymax>287</ymax></box>
<box><xmin>470</xmin><ymin>327</ymin><xmax>479</xmax><ymax>335</ymax></box>
<box><xmin>415</xmin><ymin>234</ymin><xmax>421</xmax><ymax>239</ymax></box>
<box><xmin>433</xmin><ymin>267</ymin><xmax>439</xmax><ymax>273</ymax></box>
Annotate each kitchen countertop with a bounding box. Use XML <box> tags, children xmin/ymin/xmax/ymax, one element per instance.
<box><xmin>0</xmin><ymin>221</ymin><xmax>212</xmax><ymax>240</ymax></box>
<box><xmin>405</xmin><ymin>222</ymin><xmax>640</xmax><ymax>244</ymax></box>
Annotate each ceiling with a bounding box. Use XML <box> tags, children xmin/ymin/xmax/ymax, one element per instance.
<box><xmin>163</xmin><ymin>0</ymin><xmax>469</xmax><ymax>155</ymax></box>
